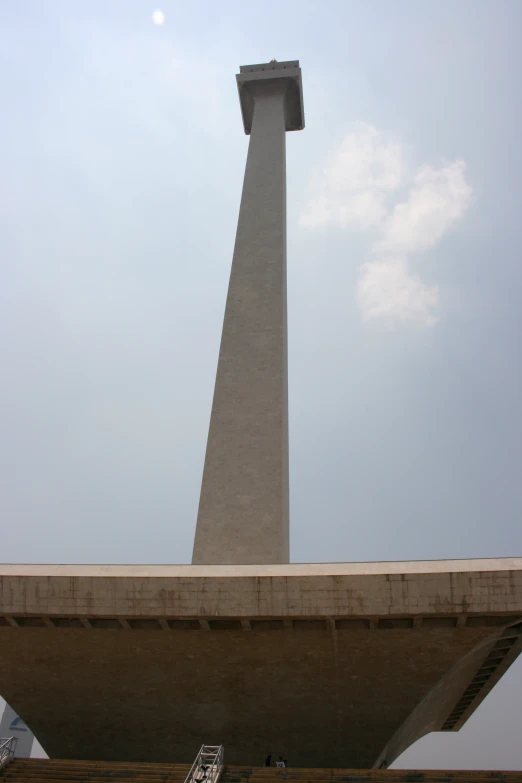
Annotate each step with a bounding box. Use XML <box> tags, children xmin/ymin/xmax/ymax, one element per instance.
<box><xmin>7</xmin><ymin>776</ymin><xmax>517</xmax><ymax>782</ymax></box>
<box><xmin>7</xmin><ymin>770</ymin><xmax>188</xmax><ymax>776</ymax></box>
<box><xmin>5</xmin><ymin>776</ymin><xmax>189</xmax><ymax>780</ymax></box>
<box><xmin>223</xmin><ymin>778</ymin><xmax>518</xmax><ymax>782</ymax></box>
<box><xmin>22</xmin><ymin>777</ymin><xmax>205</xmax><ymax>780</ymax></box>
<box><xmin>4</xmin><ymin>777</ymin><xmax>188</xmax><ymax>782</ymax></box>
<box><xmin>7</xmin><ymin>778</ymin><xmax>518</xmax><ymax>783</ymax></box>
<box><xmin>2</xmin><ymin>777</ymin><xmax>181</xmax><ymax>781</ymax></box>
<box><xmin>8</xmin><ymin>772</ymin><xmax>189</xmax><ymax>777</ymax></box>
<box><xmin>9</xmin><ymin>764</ymin><xmax>189</xmax><ymax>771</ymax></box>
<box><xmin>9</xmin><ymin>765</ymin><xmax>189</xmax><ymax>771</ymax></box>
<box><xmin>4</xmin><ymin>774</ymin><xmax>188</xmax><ymax>780</ymax></box>
<box><xmin>6</xmin><ymin>765</ymin><xmax>188</xmax><ymax>780</ymax></box>
<box><xmin>4</xmin><ymin>776</ymin><xmax>189</xmax><ymax>782</ymax></box>
<box><xmin>3</xmin><ymin>777</ymin><xmax>186</xmax><ymax>782</ymax></box>
<box><xmin>222</xmin><ymin>767</ymin><xmax>512</xmax><ymax>783</ymax></box>
<box><xmin>223</xmin><ymin>777</ymin><xmax>517</xmax><ymax>782</ymax></box>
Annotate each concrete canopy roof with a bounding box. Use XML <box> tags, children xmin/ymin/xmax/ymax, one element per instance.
<box><xmin>0</xmin><ymin>559</ymin><xmax>521</xmax><ymax>769</ymax></box>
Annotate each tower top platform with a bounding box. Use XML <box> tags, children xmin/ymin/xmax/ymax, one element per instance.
<box><xmin>236</xmin><ymin>59</ymin><xmax>304</xmax><ymax>134</ymax></box>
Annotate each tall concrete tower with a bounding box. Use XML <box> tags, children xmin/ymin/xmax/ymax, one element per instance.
<box><xmin>192</xmin><ymin>61</ymin><xmax>304</xmax><ymax>565</ymax></box>
<box><xmin>1</xmin><ymin>60</ymin><xmax>521</xmax><ymax>773</ymax></box>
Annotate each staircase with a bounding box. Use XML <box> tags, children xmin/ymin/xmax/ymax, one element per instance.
<box><xmin>223</xmin><ymin>768</ymin><xmax>521</xmax><ymax>782</ymax></box>
<box><xmin>1</xmin><ymin>759</ymin><xmax>520</xmax><ymax>783</ymax></box>
<box><xmin>0</xmin><ymin>760</ymin><xmax>190</xmax><ymax>782</ymax></box>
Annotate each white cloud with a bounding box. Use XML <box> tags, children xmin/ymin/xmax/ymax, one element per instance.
<box><xmin>300</xmin><ymin>128</ymin><xmax>473</xmax><ymax>328</ymax></box>
<box><xmin>299</xmin><ymin>123</ymin><xmax>404</xmax><ymax>230</ymax></box>
<box><xmin>357</xmin><ymin>260</ymin><xmax>439</xmax><ymax>328</ymax></box>
<box><xmin>375</xmin><ymin>160</ymin><xmax>472</xmax><ymax>258</ymax></box>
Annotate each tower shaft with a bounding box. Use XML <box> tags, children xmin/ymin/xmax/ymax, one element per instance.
<box><xmin>192</xmin><ymin>62</ymin><xmax>304</xmax><ymax>564</ymax></box>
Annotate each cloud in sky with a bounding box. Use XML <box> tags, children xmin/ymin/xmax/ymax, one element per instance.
<box><xmin>357</xmin><ymin>259</ymin><xmax>440</xmax><ymax>328</ymax></box>
<box><xmin>375</xmin><ymin>161</ymin><xmax>473</xmax><ymax>258</ymax></box>
<box><xmin>300</xmin><ymin>124</ymin><xmax>473</xmax><ymax>328</ymax></box>
<box><xmin>300</xmin><ymin>123</ymin><xmax>404</xmax><ymax>230</ymax></box>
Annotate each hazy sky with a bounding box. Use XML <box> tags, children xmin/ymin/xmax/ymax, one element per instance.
<box><xmin>1</xmin><ymin>0</ymin><xmax>521</xmax><ymax>770</ymax></box>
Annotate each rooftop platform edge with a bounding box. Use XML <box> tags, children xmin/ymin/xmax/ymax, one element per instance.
<box><xmin>0</xmin><ymin>557</ymin><xmax>521</xmax><ymax>578</ymax></box>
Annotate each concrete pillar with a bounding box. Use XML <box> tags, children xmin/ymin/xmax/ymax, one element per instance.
<box><xmin>192</xmin><ymin>61</ymin><xmax>304</xmax><ymax>565</ymax></box>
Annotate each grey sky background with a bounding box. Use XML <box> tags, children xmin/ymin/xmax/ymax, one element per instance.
<box><xmin>1</xmin><ymin>0</ymin><xmax>522</xmax><ymax>769</ymax></box>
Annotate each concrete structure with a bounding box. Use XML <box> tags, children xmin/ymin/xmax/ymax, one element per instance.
<box><xmin>193</xmin><ymin>61</ymin><xmax>304</xmax><ymax>565</ymax></box>
<box><xmin>1</xmin><ymin>61</ymin><xmax>521</xmax><ymax>771</ymax></box>
<box><xmin>0</xmin><ymin>703</ymin><xmax>34</xmax><ymax>758</ymax></box>
<box><xmin>0</xmin><ymin>560</ymin><xmax>521</xmax><ymax>768</ymax></box>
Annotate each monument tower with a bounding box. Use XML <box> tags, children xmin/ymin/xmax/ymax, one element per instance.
<box><xmin>0</xmin><ymin>61</ymin><xmax>521</xmax><ymax>771</ymax></box>
<box><xmin>193</xmin><ymin>60</ymin><xmax>304</xmax><ymax>565</ymax></box>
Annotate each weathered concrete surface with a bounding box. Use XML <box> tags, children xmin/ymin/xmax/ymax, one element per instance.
<box><xmin>0</xmin><ymin>560</ymin><xmax>521</xmax><ymax>768</ymax></box>
<box><xmin>193</xmin><ymin>61</ymin><xmax>304</xmax><ymax>566</ymax></box>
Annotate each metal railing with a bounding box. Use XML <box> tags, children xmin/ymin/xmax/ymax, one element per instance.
<box><xmin>0</xmin><ymin>737</ymin><xmax>18</xmax><ymax>770</ymax></box>
<box><xmin>184</xmin><ymin>745</ymin><xmax>224</xmax><ymax>783</ymax></box>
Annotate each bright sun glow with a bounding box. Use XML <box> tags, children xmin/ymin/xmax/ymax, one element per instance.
<box><xmin>152</xmin><ymin>10</ymin><xmax>165</xmax><ymax>25</ymax></box>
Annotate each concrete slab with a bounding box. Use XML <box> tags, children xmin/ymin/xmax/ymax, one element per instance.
<box><xmin>0</xmin><ymin>559</ymin><xmax>521</xmax><ymax>768</ymax></box>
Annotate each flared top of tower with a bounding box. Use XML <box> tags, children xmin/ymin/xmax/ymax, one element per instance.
<box><xmin>236</xmin><ymin>59</ymin><xmax>304</xmax><ymax>135</ymax></box>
